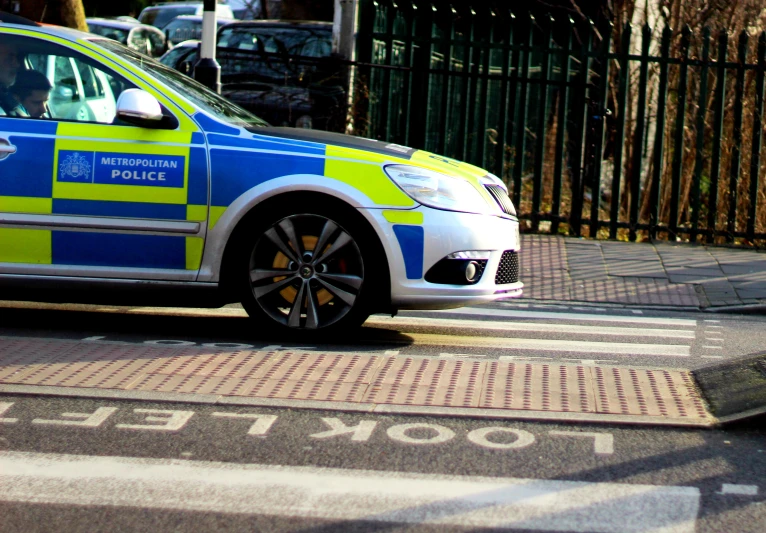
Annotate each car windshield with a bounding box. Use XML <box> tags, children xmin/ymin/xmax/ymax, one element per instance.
<box><xmin>217</xmin><ymin>26</ymin><xmax>332</xmax><ymax>58</ymax></box>
<box><xmin>87</xmin><ymin>24</ymin><xmax>130</xmax><ymax>44</ymax></box>
<box><xmin>140</xmin><ymin>7</ymin><xmax>196</xmax><ymax>29</ymax></box>
<box><xmin>96</xmin><ymin>39</ymin><xmax>269</xmax><ymax>129</ymax></box>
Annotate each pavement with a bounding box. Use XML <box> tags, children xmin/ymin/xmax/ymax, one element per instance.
<box><xmin>520</xmin><ymin>234</ymin><xmax>766</xmax><ymax>310</ymax></box>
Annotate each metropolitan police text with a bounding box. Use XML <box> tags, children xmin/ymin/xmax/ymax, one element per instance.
<box><xmin>103</xmin><ymin>156</ymin><xmax>178</xmax><ymax>182</ymax></box>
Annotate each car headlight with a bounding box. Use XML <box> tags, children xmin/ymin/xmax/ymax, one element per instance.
<box><xmin>384</xmin><ymin>164</ymin><xmax>493</xmax><ymax>214</ymax></box>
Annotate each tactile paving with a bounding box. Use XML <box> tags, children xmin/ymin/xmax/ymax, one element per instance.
<box><xmin>0</xmin><ymin>337</ymin><xmax>713</xmax><ymax>423</ymax></box>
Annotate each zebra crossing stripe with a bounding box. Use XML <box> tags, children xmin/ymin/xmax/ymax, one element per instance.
<box><xmin>367</xmin><ymin>316</ymin><xmax>695</xmax><ymax>338</ymax></box>
<box><xmin>0</xmin><ymin>451</ymin><xmax>701</xmax><ymax>532</ymax></box>
<box><xmin>434</xmin><ymin>308</ymin><xmax>697</xmax><ymax>326</ymax></box>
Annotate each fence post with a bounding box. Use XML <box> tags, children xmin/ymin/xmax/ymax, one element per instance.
<box><xmin>628</xmin><ymin>23</ymin><xmax>651</xmax><ymax>242</ymax></box>
<box><xmin>727</xmin><ymin>30</ymin><xmax>748</xmax><ymax>242</ymax></box>
<box><xmin>668</xmin><ymin>26</ymin><xmax>691</xmax><ymax>240</ymax></box>
<box><xmin>586</xmin><ymin>21</ymin><xmax>613</xmax><ymax>238</ymax></box>
<box><xmin>531</xmin><ymin>15</ymin><xmax>553</xmax><ymax>232</ymax></box>
<box><xmin>609</xmin><ymin>23</ymin><xmax>632</xmax><ymax>240</ymax></box>
<box><xmin>436</xmin><ymin>3</ymin><xmax>456</xmax><ymax>156</ymax></box>
<box><xmin>706</xmin><ymin>30</ymin><xmax>728</xmax><ymax>243</ymax></box>
<box><xmin>512</xmin><ymin>12</ymin><xmax>534</xmax><ymax>209</ymax></box>
<box><xmin>493</xmin><ymin>10</ymin><xmax>514</xmax><ymax>182</ymax></box>
<box><xmin>690</xmin><ymin>27</ymin><xmax>711</xmax><ymax>243</ymax></box>
<box><xmin>408</xmin><ymin>1</ymin><xmax>434</xmax><ymax>150</ymax></box>
<box><xmin>747</xmin><ymin>31</ymin><xmax>766</xmax><ymax>241</ymax></box>
<box><xmin>551</xmin><ymin>17</ymin><xmax>574</xmax><ymax>235</ymax></box>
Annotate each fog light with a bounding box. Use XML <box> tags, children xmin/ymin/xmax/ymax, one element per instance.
<box><xmin>425</xmin><ymin>257</ymin><xmax>487</xmax><ymax>285</ymax></box>
<box><xmin>465</xmin><ymin>261</ymin><xmax>479</xmax><ymax>282</ymax></box>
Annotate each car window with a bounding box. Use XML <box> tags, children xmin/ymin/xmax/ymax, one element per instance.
<box><xmin>165</xmin><ymin>19</ymin><xmax>198</xmax><ymax>44</ymax></box>
<box><xmin>218</xmin><ymin>27</ymin><xmax>332</xmax><ymax>58</ymax></box>
<box><xmin>98</xmin><ymin>39</ymin><xmax>269</xmax><ymax>130</ymax></box>
<box><xmin>159</xmin><ymin>45</ymin><xmax>196</xmax><ymax>69</ymax></box>
<box><xmin>141</xmin><ymin>7</ymin><xmax>197</xmax><ymax>29</ymax></box>
<box><xmin>2</xmin><ymin>34</ymin><xmax>135</xmax><ymax>124</ymax></box>
<box><xmin>87</xmin><ymin>24</ymin><xmax>129</xmax><ymax>44</ymax></box>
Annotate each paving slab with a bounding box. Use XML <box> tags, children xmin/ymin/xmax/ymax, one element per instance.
<box><xmin>523</xmin><ymin>234</ymin><xmax>766</xmax><ymax>310</ymax></box>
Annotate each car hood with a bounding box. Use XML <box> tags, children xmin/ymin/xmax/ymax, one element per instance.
<box><xmin>255</xmin><ymin>127</ymin><xmax>488</xmax><ymax>180</ymax></box>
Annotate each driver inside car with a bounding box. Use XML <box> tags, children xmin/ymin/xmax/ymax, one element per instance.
<box><xmin>9</xmin><ymin>69</ymin><xmax>52</xmax><ymax>118</ymax></box>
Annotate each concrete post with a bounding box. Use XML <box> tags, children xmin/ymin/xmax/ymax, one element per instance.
<box><xmin>194</xmin><ymin>0</ymin><xmax>221</xmax><ymax>93</ymax></box>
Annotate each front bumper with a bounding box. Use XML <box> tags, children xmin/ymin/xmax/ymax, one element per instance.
<box><xmin>360</xmin><ymin>206</ymin><xmax>523</xmax><ymax>310</ymax></box>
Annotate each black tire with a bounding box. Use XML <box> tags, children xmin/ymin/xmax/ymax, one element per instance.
<box><xmin>237</xmin><ymin>199</ymin><xmax>380</xmax><ymax>336</ymax></box>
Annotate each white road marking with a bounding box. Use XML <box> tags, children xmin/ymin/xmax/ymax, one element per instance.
<box><xmin>499</xmin><ymin>356</ymin><xmax>552</xmax><ymax>362</ymax></box>
<box><xmin>387</xmin><ymin>423</ymin><xmax>455</xmax><ymax>445</ymax></box>
<box><xmin>211</xmin><ymin>413</ymin><xmax>278</xmax><ymax>436</ymax></box>
<box><xmin>368</xmin><ymin>316</ymin><xmax>695</xmax><ymax>338</ymax></box>
<box><xmin>431</xmin><ymin>307</ymin><xmax>697</xmax><ymax>326</ymax></box>
<box><xmin>701</xmin><ymin>346</ymin><xmax>723</xmax><ymax>350</ymax></box>
<box><xmin>0</xmin><ymin>451</ymin><xmax>702</xmax><ymax>532</ymax></box>
<box><xmin>549</xmin><ymin>431</ymin><xmax>614</xmax><ymax>455</ymax></box>
<box><xmin>32</xmin><ymin>407</ymin><xmax>117</xmax><ymax>428</ymax></box>
<box><xmin>310</xmin><ymin>418</ymin><xmax>377</xmax><ymax>442</ymax></box>
<box><xmin>81</xmin><ymin>336</ymin><xmax>106</xmax><ymax>342</ymax></box>
<box><xmin>405</xmin><ymin>334</ymin><xmax>690</xmax><ymax>356</ymax></box>
<box><xmin>703</xmin><ymin>319</ymin><xmax>721</xmax><ymax>323</ymax></box>
<box><xmin>467</xmin><ymin>428</ymin><xmax>535</xmax><ymax>450</ymax></box>
<box><xmin>0</xmin><ymin>402</ymin><xmax>18</xmax><ymax>424</ymax></box>
<box><xmin>115</xmin><ymin>409</ymin><xmax>194</xmax><ymax>432</ymax></box>
<box><xmin>718</xmin><ymin>484</ymin><xmax>759</xmax><ymax>496</ymax></box>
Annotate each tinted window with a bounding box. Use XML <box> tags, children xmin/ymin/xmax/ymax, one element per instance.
<box><xmin>164</xmin><ymin>19</ymin><xmax>199</xmax><ymax>44</ymax></box>
<box><xmin>98</xmin><ymin>39</ymin><xmax>268</xmax><ymax>129</ymax></box>
<box><xmin>87</xmin><ymin>23</ymin><xmax>129</xmax><ymax>44</ymax></box>
<box><xmin>140</xmin><ymin>7</ymin><xmax>196</xmax><ymax>29</ymax></box>
<box><xmin>217</xmin><ymin>26</ymin><xmax>332</xmax><ymax>58</ymax></box>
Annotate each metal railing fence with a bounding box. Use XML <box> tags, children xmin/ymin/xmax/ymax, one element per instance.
<box><xmin>353</xmin><ymin>0</ymin><xmax>766</xmax><ymax>247</ymax></box>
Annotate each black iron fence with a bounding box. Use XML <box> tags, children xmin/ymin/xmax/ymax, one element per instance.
<box><xmin>352</xmin><ymin>0</ymin><xmax>766</xmax><ymax>247</ymax></box>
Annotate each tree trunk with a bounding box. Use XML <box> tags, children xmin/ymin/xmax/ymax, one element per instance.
<box><xmin>43</xmin><ymin>0</ymin><xmax>88</xmax><ymax>31</ymax></box>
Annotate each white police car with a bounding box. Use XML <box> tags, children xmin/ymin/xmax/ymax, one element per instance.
<box><xmin>0</xmin><ymin>15</ymin><xmax>522</xmax><ymax>334</ymax></box>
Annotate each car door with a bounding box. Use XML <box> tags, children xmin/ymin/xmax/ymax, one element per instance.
<box><xmin>0</xmin><ymin>33</ymin><xmax>208</xmax><ymax>281</ymax></box>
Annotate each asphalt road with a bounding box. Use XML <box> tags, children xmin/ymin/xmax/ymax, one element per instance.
<box><xmin>1</xmin><ymin>395</ymin><xmax>765</xmax><ymax>532</ymax></box>
<box><xmin>0</xmin><ymin>300</ymin><xmax>765</xmax><ymax>531</ymax></box>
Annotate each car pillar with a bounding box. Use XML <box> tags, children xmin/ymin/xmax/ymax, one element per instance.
<box><xmin>194</xmin><ymin>0</ymin><xmax>221</xmax><ymax>93</ymax></box>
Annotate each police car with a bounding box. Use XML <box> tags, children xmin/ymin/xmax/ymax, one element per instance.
<box><xmin>0</xmin><ymin>15</ymin><xmax>522</xmax><ymax>334</ymax></box>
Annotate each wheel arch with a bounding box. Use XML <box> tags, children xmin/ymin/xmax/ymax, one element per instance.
<box><xmin>217</xmin><ymin>190</ymin><xmax>393</xmax><ymax>314</ymax></box>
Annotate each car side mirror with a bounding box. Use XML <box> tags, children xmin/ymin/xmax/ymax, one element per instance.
<box><xmin>115</xmin><ymin>89</ymin><xmax>166</xmax><ymax>128</ymax></box>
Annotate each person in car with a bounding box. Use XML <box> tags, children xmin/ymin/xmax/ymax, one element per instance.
<box><xmin>0</xmin><ymin>38</ymin><xmax>21</xmax><ymax>114</ymax></box>
<box><xmin>9</xmin><ymin>69</ymin><xmax>52</xmax><ymax>118</ymax></box>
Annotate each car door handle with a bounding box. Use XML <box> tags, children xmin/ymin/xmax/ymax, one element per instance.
<box><xmin>0</xmin><ymin>138</ymin><xmax>17</xmax><ymax>159</ymax></box>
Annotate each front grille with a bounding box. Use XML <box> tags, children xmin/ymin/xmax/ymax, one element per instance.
<box><xmin>484</xmin><ymin>184</ymin><xmax>516</xmax><ymax>216</ymax></box>
<box><xmin>495</xmin><ymin>250</ymin><xmax>519</xmax><ymax>284</ymax></box>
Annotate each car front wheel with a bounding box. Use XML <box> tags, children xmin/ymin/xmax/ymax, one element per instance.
<box><xmin>239</xmin><ymin>204</ymin><xmax>377</xmax><ymax>335</ymax></box>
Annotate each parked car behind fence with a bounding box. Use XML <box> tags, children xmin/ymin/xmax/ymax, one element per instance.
<box><xmin>86</xmin><ymin>18</ymin><xmax>167</xmax><ymax>58</ymax></box>
<box><xmin>159</xmin><ymin>20</ymin><xmax>347</xmax><ymax>131</ymax></box>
